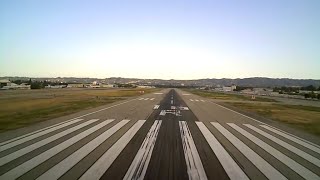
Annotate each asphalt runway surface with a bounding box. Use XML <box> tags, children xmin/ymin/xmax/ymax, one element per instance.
<box><xmin>0</xmin><ymin>89</ymin><xmax>319</xmax><ymax>180</ymax></box>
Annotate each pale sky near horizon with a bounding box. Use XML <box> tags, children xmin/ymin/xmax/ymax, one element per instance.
<box><xmin>1</xmin><ymin>0</ymin><xmax>319</xmax><ymax>80</ymax></box>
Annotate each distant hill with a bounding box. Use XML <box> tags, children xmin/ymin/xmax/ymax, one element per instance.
<box><xmin>196</xmin><ymin>77</ymin><xmax>320</xmax><ymax>87</ymax></box>
<box><xmin>1</xmin><ymin>76</ymin><xmax>320</xmax><ymax>88</ymax></box>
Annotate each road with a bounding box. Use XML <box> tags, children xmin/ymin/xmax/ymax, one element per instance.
<box><xmin>0</xmin><ymin>88</ymin><xmax>319</xmax><ymax>180</ymax></box>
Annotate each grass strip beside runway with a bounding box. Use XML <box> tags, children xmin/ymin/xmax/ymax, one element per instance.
<box><xmin>0</xmin><ymin>88</ymin><xmax>160</xmax><ymax>132</ymax></box>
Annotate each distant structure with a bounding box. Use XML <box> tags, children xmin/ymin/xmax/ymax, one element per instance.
<box><xmin>0</xmin><ymin>79</ymin><xmax>31</xmax><ymax>90</ymax></box>
<box><xmin>222</xmin><ymin>85</ymin><xmax>237</xmax><ymax>92</ymax></box>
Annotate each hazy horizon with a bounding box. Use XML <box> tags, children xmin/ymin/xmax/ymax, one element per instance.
<box><xmin>1</xmin><ymin>0</ymin><xmax>320</xmax><ymax>79</ymax></box>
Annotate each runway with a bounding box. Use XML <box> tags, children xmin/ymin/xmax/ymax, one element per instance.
<box><xmin>0</xmin><ymin>89</ymin><xmax>319</xmax><ymax>180</ymax></box>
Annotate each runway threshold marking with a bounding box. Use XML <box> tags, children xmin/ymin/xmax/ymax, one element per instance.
<box><xmin>211</xmin><ymin>122</ymin><xmax>287</xmax><ymax>180</ymax></box>
<box><xmin>245</xmin><ymin>124</ymin><xmax>320</xmax><ymax>167</ymax></box>
<box><xmin>229</xmin><ymin>123</ymin><xmax>319</xmax><ymax>180</ymax></box>
<box><xmin>0</xmin><ymin>119</ymin><xmax>99</xmax><ymax>166</ymax></box>
<box><xmin>179</xmin><ymin>121</ymin><xmax>207</xmax><ymax>180</ymax></box>
<box><xmin>196</xmin><ymin>122</ymin><xmax>248</xmax><ymax>180</ymax></box>
<box><xmin>124</xmin><ymin>120</ymin><xmax>162</xmax><ymax>180</ymax></box>
<box><xmin>79</xmin><ymin>120</ymin><xmax>146</xmax><ymax>180</ymax></box>
<box><xmin>1</xmin><ymin>119</ymin><xmax>115</xmax><ymax>180</ymax></box>
<box><xmin>153</xmin><ymin>105</ymin><xmax>160</xmax><ymax>110</ymax></box>
<box><xmin>209</xmin><ymin>101</ymin><xmax>320</xmax><ymax>149</ymax></box>
<box><xmin>261</xmin><ymin>125</ymin><xmax>320</xmax><ymax>154</ymax></box>
<box><xmin>37</xmin><ymin>120</ymin><xmax>130</xmax><ymax>180</ymax></box>
<box><xmin>0</xmin><ymin>119</ymin><xmax>83</xmax><ymax>152</ymax></box>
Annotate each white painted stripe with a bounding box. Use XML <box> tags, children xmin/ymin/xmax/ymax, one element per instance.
<box><xmin>159</xmin><ymin>110</ymin><xmax>166</xmax><ymax>116</ymax></box>
<box><xmin>208</xmin><ymin>101</ymin><xmax>320</xmax><ymax>148</ymax></box>
<box><xmin>195</xmin><ymin>99</ymin><xmax>199</xmax><ymax>102</ymax></box>
<box><xmin>79</xmin><ymin>120</ymin><xmax>146</xmax><ymax>180</ymax></box>
<box><xmin>264</xmin><ymin>125</ymin><xmax>320</xmax><ymax>149</ymax></box>
<box><xmin>153</xmin><ymin>93</ymin><xmax>163</xmax><ymax>94</ymax></box>
<box><xmin>37</xmin><ymin>120</ymin><xmax>129</xmax><ymax>180</ymax></box>
<box><xmin>261</xmin><ymin>125</ymin><xmax>320</xmax><ymax>154</ymax></box>
<box><xmin>196</xmin><ymin>122</ymin><xmax>248</xmax><ymax>180</ymax></box>
<box><xmin>153</xmin><ymin>105</ymin><xmax>160</xmax><ymax>110</ymax></box>
<box><xmin>179</xmin><ymin>121</ymin><xmax>207</xmax><ymax>180</ymax></box>
<box><xmin>0</xmin><ymin>119</ymin><xmax>98</xmax><ymax>166</ymax></box>
<box><xmin>200</xmin><ymin>100</ymin><xmax>205</xmax><ymax>102</ymax></box>
<box><xmin>229</xmin><ymin>123</ymin><xmax>319</xmax><ymax>180</ymax></box>
<box><xmin>144</xmin><ymin>98</ymin><xmax>149</xmax><ymax>100</ymax></box>
<box><xmin>150</xmin><ymin>98</ymin><xmax>155</xmax><ymax>100</ymax></box>
<box><xmin>211</xmin><ymin>122</ymin><xmax>287</xmax><ymax>180</ymax></box>
<box><xmin>171</xmin><ymin>100</ymin><xmax>173</xmax><ymax>104</ymax></box>
<box><xmin>0</xmin><ymin>119</ymin><xmax>80</xmax><ymax>147</ymax></box>
<box><xmin>124</xmin><ymin>120</ymin><xmax>162</xmax><ymax>180</ymax></box>
<box><xmin>138</xmin><ymin>98</ymin><xmax>144</xmax><ymax>100</ymax></box>
<box><xmin>190</xmin><ymin>99</ymin><xmax>194</xmax><ymax>102</ymax></box>
<box><xmin>0</xmin><ymin>119</ymin><xmax>82</xmax><ymax>152</ymax></box>
<box><xmin>1</xmin><ymin>120</ymin><xmax>114</xmax><ymax>180</ymax></box>
<box><xmin>245</xmin><ymin>124</ymin><xmax>320</xmax><ymax>167</ymax></box>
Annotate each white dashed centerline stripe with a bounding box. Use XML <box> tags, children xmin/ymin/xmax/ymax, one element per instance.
<box><xmin>229</xmin><ymin>123</ymin><xmax>319</xmax><ymax>180</ymax></box>
<box><xmin>150</xmin><ymin>98</ymin><xmax>155</xmax><ymax>100</ymax></box>
<box><xmin>244</xmin><ymin>124</ymin><xmax>320</xmax><ymax>167</ymax></box>
<box><xmin>179</xmin><ymin>121</ymin><xmax>207</xmax><ymax>180</ymax></box>
<box><xmin>211</xmin><ymin>122</ymin><xmax>287</xmax><ymax>180</ymax></box>
<box><xmin>0</xmin><ymin>119</ymin><xmax>98</xmax><ymax>166</ymax></box>
<box><xmin>260</xmin><ymin>125</ymin><xmax>320</xmax><ymax>154</ymax></box>
<box><xmin>1</xmin><ymin>119</ymin><xmax>115</xmax><ymax>180</ymax></box>
<box><xmin>79</xmin><ymin>120</ymin><xmax>146</xmax><ymax>180</ymax></box>
<box><xmin>195</xmin><ymin>99</ymin><xmax>199</xmax><ymax>102</ymax></box>
<box><xmin>138</xmin><ymin>98</ymin><xmax>144</xmax><ymax>100</ymax></box>
<box><xmin>0</xmin><ymin>119</ymin><xmax>83</xmax><ymax>152</ymax></box>
<box><xmin>190</xmin><ymin>99</ymin><xmax>194</xmax><ymax>102</ymax></box>
<box><xmin>200</xmin><ymin>100</ymin><xmax>205</xmax><ymax>102</ymax></box>
<box><xmin>196</xmin><ymin>122</ymin><xmax>248</xmax><ymax>180</ymax></box>
<box><xmin>124</xmin><ymin>120</ymin><xmax>162</xmax><ymax>180</ymax></box>
<box><xmin>37</xmin><ymin>120</ymin><xmax>129</xmax><ymax>180</ymax></box>
<box><xmin>144</xmin><ymin>98</ymin><xmax>149</xmax><ymax>100</ymax></box>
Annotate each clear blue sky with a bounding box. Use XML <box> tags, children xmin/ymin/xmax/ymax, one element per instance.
<box><xmin>1</xmin><ymin>0</ymin><xmax>319</xmax><ymax>79</ymax></box>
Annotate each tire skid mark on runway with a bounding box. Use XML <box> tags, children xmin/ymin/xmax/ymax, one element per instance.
<box><xmin>0</xmin><ymin>119</ymin><xmax>83</xmax><ymax>152</ymax></box>
<box><xmin>124</xmin><ymin>120</ymin><xmax>162</xmax><ymax>180</ymax></box>
<box><xmin>179</xmin><ymin>121</ymin><xmax>207</xmax><ymax>180</ymax></box>
<box><xmin>0</xmin><ymin>119</ymin><xmax>115</xmax><ymax>180</ymax></box>
<box><xmin>229</xmin><ymin>123</ymin><xmax>320</xmax><ymax>180</ymax></box>
<box><xmin>196</xmin><ymin>122</ymin><xmax>249</xmax><ymax>180</ymax></box>
<box><xmin>0</xmin><ymin>119</ymin><xmax>98</xmax><ymax>166</ymax></box>
<box><xmin>36</xmin><ymin>120</ymin><xmax>129</xmax><ymax>180</ymax></box>
<box><xmin>261</xmin><ymin>125</ymin><xmax>320</xmax><ymax>154</ymax></box>
<box><xmin>245</xmin><ymin>124</ymin><xmax>320</xmax><ymax>167</ymax></box>
<box><xmin>79</xmin><ymin>120</ymin><xmax>145</xmax><ymax>180</ymax></box>
<box><xmin>211</xmin><ymin>122</ymin><xmax>287</xmax><ymax>180</ymax></box>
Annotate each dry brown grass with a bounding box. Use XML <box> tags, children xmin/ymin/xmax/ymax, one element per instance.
<box><xmin>0</xmin><ymin>88</ymin><xmax>160</xmax><ymax>132</ymax></box>
<box><xmin>226</xmin><ymin>102</ymin><xmax>320</xmax><ymax>136</ymax></box>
